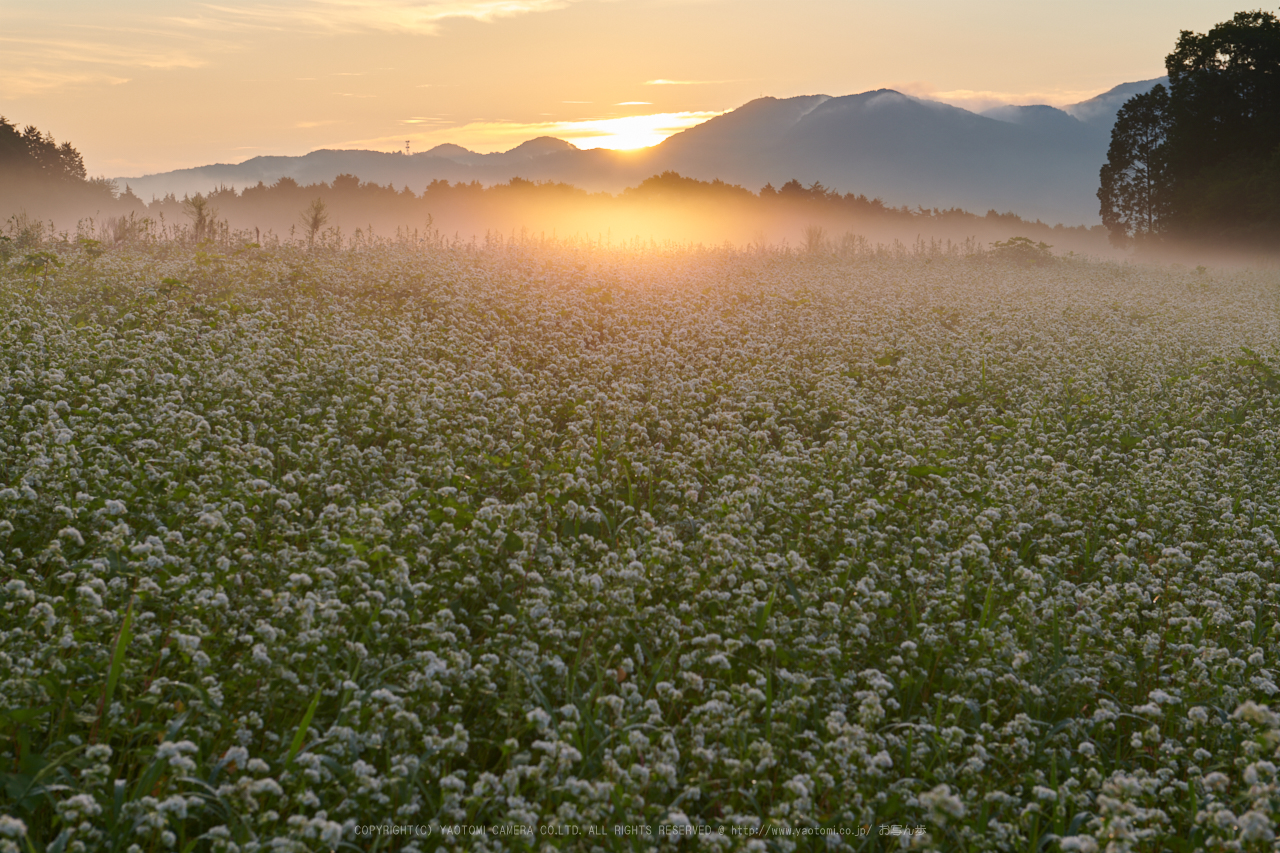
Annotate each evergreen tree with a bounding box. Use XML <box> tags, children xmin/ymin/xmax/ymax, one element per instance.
<box><xmin>1165</xmin><ymin>10</ymin><xmax>1280</xmax><ymax>174</ymax></box>
<box><xmin>1099</xmin><ymin>9</ymin><xmax>1280</xmax><ymax>247</ymax></box>
<box><xmin>1097</xmin><ymin>86</ymin><xmax>1172</xmax><ymax>246</ymax></box>
<box><xmin>0</xmin><ymin>117</ymin><xmax>88</xmax><ymax>182</ymax></box>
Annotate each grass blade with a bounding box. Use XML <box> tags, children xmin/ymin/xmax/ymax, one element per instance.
<box><xmin>286</xmin><ymin>688</ymin><xmax>322</xmax><ymax>765</ymax></box>
<box><xmin>91</xmin><ymin>601</ymin><xmax>133</xmax><ymax>743</ymax></box>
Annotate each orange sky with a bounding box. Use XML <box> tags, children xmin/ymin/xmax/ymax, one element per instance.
<box><xmin>1</xmin><ymin>0</ymin><xmax>1250</xmax><ymax>177</ymax></box>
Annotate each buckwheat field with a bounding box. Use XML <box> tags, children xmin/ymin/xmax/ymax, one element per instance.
<box><xmin>4</xmin><ymin>236</ymin><xmax>1280</xmax><ymax>853</ymax></box>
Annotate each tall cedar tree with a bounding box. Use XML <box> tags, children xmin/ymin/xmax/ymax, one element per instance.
<box><xmin>1098</xmin><ymin>86</ymin><xmax>1173</xmax><ymax>246</ymax></box>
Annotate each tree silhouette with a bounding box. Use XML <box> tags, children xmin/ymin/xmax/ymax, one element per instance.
<box><xmin>1100</xmin><ymin>9</ymin><xmax>1280</xmax><ymax>247</ymax></box>
<box><xmin>1</xmin><ymin>117</ymin><xmax>88</xmax><ymax>183</ymax></box>
<box><xmin>1164</xmin><ymin>10</ymin><xmax>1280</xmax><ymax>243</ymax></box>
<box><xmin>1165</xmin><ymin>10</ymin><xmax>1280</xmax><ymax>174</ymax></box>
<box><xmin>300</xmin><ymin>198</ymin><xmax>329</xmax><ymax>246</ymax></box>
<box><xmin>802</xmin><ymin>224</ymin><xmax>827</xmax><ymax>254</ymax></box>
<box><xmin>182</xmin><ymin>193</ymin><xmax>217</xmax><ymax>242</ymax></box>
<box><xmin>1098</xmin><ymin>86</ymin><xmax>1172</xmax><ymax>246</ymax></box>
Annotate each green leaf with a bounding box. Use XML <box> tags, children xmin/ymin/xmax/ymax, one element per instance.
<box><xmin>756</xmin><ymin>590</ymin><xmax>776</xmax><ymax>638</ymax></box>
<box><xmin>783</xmin><ymin>576</ymin><xmax>804</xmax><ymax>611</ymax></box>
<box><xmin>103</xmin><ymin>602</ymin><xmax>134</xmax><ymax>716</ymax></box>
<box><xmin>1</xmin><ymin>706</ymin><xmax>49</xmax><ymax>727</ymax></box>
<box><xmin>286</xmin><ymin>688</ymin><xmax>323</xmax><ymax>766</ymax></box>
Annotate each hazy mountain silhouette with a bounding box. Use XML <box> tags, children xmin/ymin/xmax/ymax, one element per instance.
<box><xmin>422</xmin><ymin>143</ymin><xmax>476</xmax><ymax>162</ymax></box>
<box><xmin>646</xmin><ymin>90</ymin><xmax>1109</xmax><ymax>220</ymax></box>
<box><xmin>980</xmin><ymin>104</ymin><xmax>1094</xmax><ymax>134</ymax></box>
<box><xmin>117</xmin><ymin>80</ymin><xmax>1167</xmax><ymax>224</ymax></box>
<box><xmin>1062</xmin><ymin>77</ymin><xmax>1168</xmax><ymax>127</ymax></box>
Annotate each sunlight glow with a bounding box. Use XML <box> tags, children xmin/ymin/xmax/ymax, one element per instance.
<box><xmin>352</xmin><ymin>111</ymin><xmax>724</xmax><ymax>154</ymax></box>
<box><xmin>560</xmin><ymin>112</ymin><xmax>722</xmax><ymax>150</ymax></box>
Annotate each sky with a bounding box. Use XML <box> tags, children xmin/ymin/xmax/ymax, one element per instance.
<box><xmin>1</xmin><ymin>0</ymin><xmax>1254</xmax><ymax>177</ymax></box>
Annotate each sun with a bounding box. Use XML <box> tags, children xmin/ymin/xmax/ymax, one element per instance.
<box><xmin>560</xmin><ymin>112</ymin><xmax>721</xmax><ymax>151</ymax></box>
<box><xmin>371</xmin><ymin>111</ymin><xmax>724</xmax><ymax>156</ymax></box>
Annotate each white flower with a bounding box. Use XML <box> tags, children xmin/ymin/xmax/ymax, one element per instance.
<box><xmin>1203</xmin><ymin>772</ymin><xmax>1231</xmax><ymax>792</ymax></box>
<box><xmin>920</xmin><ymin>784</ymin><xmax>966</xmax><ymax>821</ymax></box>
<box><xmin>56</xmin><ymin>794</ymin><xmax>102</xmax><ymax>821</ymax></box>
<box><xmin>57</xmin><ymin>527</ymin><xmax>85</xmax><ymax>547</ymax></box>
<box><xmin>526</xmin><ymin>708</ymin><xmax>552</xmax><ymax>731</ymax></box>
<box><xmin>0</xmin><ymin>816</ymin><xmax>28</xmax><ymax>839</ymax></box>
<box><xmin>1238</xmin><ymin>810</ymin><xmax>1275</xmax><ymax>842</ymax></box>
<box><xmin>1232</xmin><ymin>701</ymin><xmax>1279</xmax><ymax>727</ymax></box>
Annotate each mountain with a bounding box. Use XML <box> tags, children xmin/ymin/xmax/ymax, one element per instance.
<box><xmin>656</xmin><ymin>90</ymin><xmax>1110</xmax><ymax>219</ymax></box>
<box><xmin>651</xmin><ymin>95</ymin><xmax>832</xmax><ymax>166</ymax></box>
<box><xmin>979</xmin><ymin>104</ymin><xmax>1092</xmax><ymax>135</ymax></box>
<box><xmin>422</xmin><ymin>143</ymin><xmax>477</xmax><ymax>162</ymax></box>
<box><xmin>1062</xmin><ymin>77</ymin><xmax>1168</xmax><ymax>127</ymax></box>
<box><xmin>115</xmin><ymin>142</ymin><xmax>595</xmax><ymax>199</ymax></box>
<box><xmin>116</xmin><ymin>80</ymin><xmax>1167</xmax><ymax>225</ymax></box>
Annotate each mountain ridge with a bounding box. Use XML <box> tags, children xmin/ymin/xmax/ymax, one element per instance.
<box><xmin>116</xmin><ymin>79</ymin><xmax>1168</xmax><ymax>225</ymax></box>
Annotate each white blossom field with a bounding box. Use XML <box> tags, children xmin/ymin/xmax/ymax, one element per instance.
<box><xmin>3</xmin><ymin>238</ymin><xmax>1280</xmax><ymax>852</ymax></box>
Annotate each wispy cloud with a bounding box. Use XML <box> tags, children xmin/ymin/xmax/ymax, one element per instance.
<box><xmin>0</xmin><ymin>31</ymin><xmax>208</xmax><ymax>94</ymax></box>
<box><xmin>890</xmin><ymin>80</ymin><xmax>1107</xmax><ymax>112</ymax></box>
<box><xmin>0</xmin><ymin>34</ymin><xmax>206</xmax><ymax>70</ymax></box>
<box><xmin>202</xmin><ymin>0</ymin><xmax>578</xmax><ymax>36</ymax></box>
<box><xmin>644</xmin><ymin>78</ymin><xmax>726</xmax><ymax>86</ymax></box>
<box><xmin>2</xmin><ymin>66</ymin><xmax>132</xmax><ymax>97</ymax></box>
<box><xmin>0</xmin><ymin>0</ymin><xmax>581</xmax><ymax>95</ymax></box>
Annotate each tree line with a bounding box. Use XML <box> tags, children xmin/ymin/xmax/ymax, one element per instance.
<box><xmin>1</xmin><ymin>116</ymin><xmax>117</xmax><ymax>222</ymax></box>
<box><xmin>137</xmin><ymin>170</ymin><xmax>1090</xmax><ymax>237</ymax></box>
<box><xmin>0</xmin><ymin>117</ymin><xmax>87</xmax><ymax>183</ymax></box>
<box><xmin>1099</xmin><ymin>9</ymin><xmax>1280</xmax><ymax>249</ymax></box>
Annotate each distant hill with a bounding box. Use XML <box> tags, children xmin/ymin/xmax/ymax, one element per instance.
<box><xmin>116</xmin><ymin>80</ymin><xmax>1167</xmax><ymax>225</ymax></box>
<box><xmin>1062</xmin><ymin>77</ymin><xmax>1168</xmax><ymax>127</ymax></box>
<box><xmin>661</xmin><ymin>89</ymin><xmax>1110</xmax><ymax>222</ymax></box>
<box><xmin>979</xmin><ymin>104</ymin><xmax>1091</xmax><ymax>134</ymax></box>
